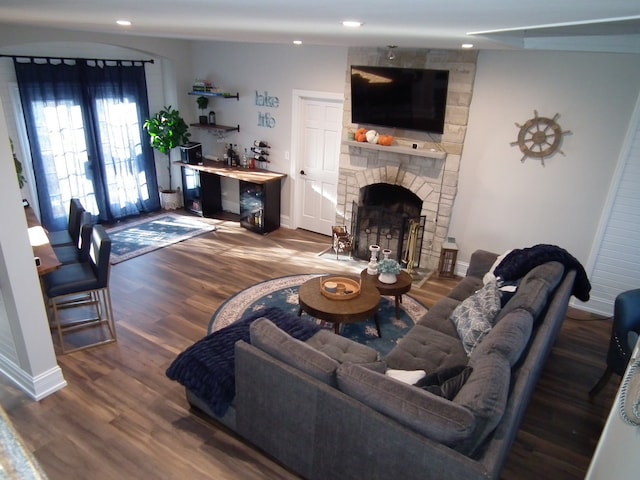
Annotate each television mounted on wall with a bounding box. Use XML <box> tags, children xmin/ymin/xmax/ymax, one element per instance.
<box><xmin>350</xmin><ymin>65</ymin><xmax>449</xmax><ymax>134</ymax></box>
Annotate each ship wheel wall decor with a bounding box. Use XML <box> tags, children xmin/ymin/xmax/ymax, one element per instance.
<box><xmin>510</xmin><ymin>110</ymin><xmax>571</xmax><ymax>166</ymax></box>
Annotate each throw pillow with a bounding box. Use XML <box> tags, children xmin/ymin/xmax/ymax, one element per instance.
<box><xmin>385</xmin><ymin>369</ymin><xmax>426</xmax><ymax>385</ymax></box>
<box><xmin>450</xmin><ymin>280</ymin><xmax>501</xmax><ymax>355</ymax></box>
<box><xmin>415</xmin><ymin>365</ymin><xmax>473</xmax><ymax>400</ymax></box>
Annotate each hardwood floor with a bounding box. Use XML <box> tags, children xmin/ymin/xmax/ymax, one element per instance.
<box><xmin>0</xmin><ymin>216</ymin><xmax>618</xmax><ymax>479</ymax></box>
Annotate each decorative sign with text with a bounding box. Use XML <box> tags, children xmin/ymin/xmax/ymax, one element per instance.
<box><xmin>255</xmin><ymin>90</ymin><xmax>279</xmax><ymax>128</ymax></box>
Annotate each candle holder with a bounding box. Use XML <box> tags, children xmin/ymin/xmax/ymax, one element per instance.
<box><xmin>367</xmin><ymin>244</ymin><xmax>380</xmax><ymax>275</ymax></box>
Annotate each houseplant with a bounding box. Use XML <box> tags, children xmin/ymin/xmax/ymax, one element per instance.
<box><xmin>11</xmin><ymin>138</ymin><xmax>26</xmax><ymax>189</ymax></box>
<box><xmin>196</xmin><ymin>96</ymin><xmax>209</xmax><ymax>124</ymax></box>
<box><xmin>143</xmin><ymin>106</ymin><xmax>190</xmax><ymax>208</ymax></box>
<box><xmin>377</xmin><ymin>258</ymin><xmax>401</xmax><ymax>284</ymax></box>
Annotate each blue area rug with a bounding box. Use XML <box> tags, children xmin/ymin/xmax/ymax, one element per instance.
<box><xmin>210</xmin><ymin>273</ymin><xmax>428</xmax><ymax>357</ymax></box>
<box><xmin>108</xmin><ymin>213</ymin><xmax>216</xmax><ymax>264</ymax></box>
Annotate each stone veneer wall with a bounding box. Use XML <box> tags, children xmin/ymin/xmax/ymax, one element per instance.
<box><xmin>336</xmin><ymin>47</ymin><xmax>478</xmax><ymax>271</ymax></box>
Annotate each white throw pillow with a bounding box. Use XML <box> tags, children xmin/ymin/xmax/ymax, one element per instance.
<box><xmin>385</xmin><ymin>369</ymin><xmax>426</xmax><ymax>385</ymax></box>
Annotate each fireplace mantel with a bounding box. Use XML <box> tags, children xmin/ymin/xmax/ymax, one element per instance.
<box><xmin>343</xmin><ymin>140</ymin><xmax>447</xmax><ymax>160</ymax></box>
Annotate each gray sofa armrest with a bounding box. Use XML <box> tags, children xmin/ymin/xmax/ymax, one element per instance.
<box><xmin>466</xmin><ymin>250</ymin><xmax>498</xmax><ymax>279</ymax></box>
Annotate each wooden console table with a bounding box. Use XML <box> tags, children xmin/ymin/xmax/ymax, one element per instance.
<box><xmin>25</xmin><ymin>206</ymin><xmax>61</xmax><ymax>275</ymax></box>
<box><xmin>179</xmin><ymin>162</ymin><xmax>287</xmax><ymax>234</ymax></box>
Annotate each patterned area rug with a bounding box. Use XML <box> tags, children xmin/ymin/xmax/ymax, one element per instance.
<box><xmin>107</xmin><ymin>213</ymin><xmax>216</xmax><ymax>264</ymax></box>
<box><xmin>210</xmin><ymin>273</ymin><xmax>428</xmax><ymax>356</ymax></box>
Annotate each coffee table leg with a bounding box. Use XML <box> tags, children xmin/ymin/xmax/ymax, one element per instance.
<box><xmin>374</xmin><ymin>314</ymin><xmax>382</xmax><ymax>338</ymax></box>
<box><xmin>395</xmin><ymin>295</ymin><xmax>402</xmax><ymax>318</ymax></box>
<box><xmin>334</xmin><ymin>322</ymin><xmax>340</xmax><ymax>335</ymax></box>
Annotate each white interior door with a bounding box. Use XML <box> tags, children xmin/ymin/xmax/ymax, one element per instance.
<box><xmin>292</xmin><ymin>90</ymin><xmax>343</xmax><ymax>235</ymax></box>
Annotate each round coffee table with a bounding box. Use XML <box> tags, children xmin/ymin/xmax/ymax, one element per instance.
<box><xmin>298</xmin><ymin>275</ymin><xmax>382</xmax><ymax>336</ymax></box>
<box><xmin>360</xmin><ymin>269</ymin><xmax>412</xmax><ymax>319</ymax></box>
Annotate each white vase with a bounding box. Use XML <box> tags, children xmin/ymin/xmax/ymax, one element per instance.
<box><xmin>378</xmin><ymin>272</ymin><xmax>397</xmax><ymax>284</ymax></box>
<box><xmin>367</xmin><ymin>244</ymin><xmax>380</xmax><ymax>275</ymax></box>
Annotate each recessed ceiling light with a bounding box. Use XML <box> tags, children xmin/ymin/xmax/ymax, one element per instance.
<box><xmin>116</xmin><ymin>20</ymin><xmax>132</xmax><ymax>26</ymax></box>
<box><xmin>461</xmin><ymin>43</ymin><xmax>474</xmax><ymax>49</ymax></box>
<box><xmin>293</xmin><ymin>40</ymin><xmax>302</xmax><ymax>45</ymax></box>
<box><xmin>342</xmin><ymin>20</ymin><xmax>363</xmax><ymax>28</ymax></box>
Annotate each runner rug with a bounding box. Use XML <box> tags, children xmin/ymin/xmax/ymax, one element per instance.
<box><xmin>107</xmin><ymin>213</ymin><xmax>216</xmax><ymax>264</ymax></box>
<box><xmin>209</xmin><ymin>273</ymin><xmax>428</xmax><ymax>356</ymax></box>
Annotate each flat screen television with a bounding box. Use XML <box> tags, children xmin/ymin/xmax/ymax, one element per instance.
<box><xmin>350</xmin><ymin>65</ymin><xmax>449</xmax><ymax>134</ymax></box>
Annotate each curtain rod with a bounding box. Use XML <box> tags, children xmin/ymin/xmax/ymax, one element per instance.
<box><xmin>0</xmin><ymin>54</ymin><xmax>154</xmax><ymax>65</ymax></box>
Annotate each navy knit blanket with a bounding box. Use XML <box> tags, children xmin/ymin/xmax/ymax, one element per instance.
<box><xmin>493</xmin><ymin>244</ymin><xmax>591</xmax><ymax>302</ymax></box>
<box><xmin>166</xmin><ymin>307</ymin><xmax>321</xmax><ymax>417</ymax></box>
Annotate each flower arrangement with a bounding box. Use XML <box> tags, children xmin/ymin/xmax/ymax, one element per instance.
<box><xmin>378</xmin><ymin>258</ymin><xmax>401</xmax><ymax>275</ymax></box>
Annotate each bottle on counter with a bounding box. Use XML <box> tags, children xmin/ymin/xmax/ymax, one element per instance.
<box><xmin>242</xmin><ymin>148</ymin><xmax>248</xmax><ymax>168</ymax></box>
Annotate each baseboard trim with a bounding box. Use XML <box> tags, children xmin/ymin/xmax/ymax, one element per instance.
<box><xmin>0</xmin><ymin>356</ymin><xmax>66</xmax><ymax>401</ymax></box>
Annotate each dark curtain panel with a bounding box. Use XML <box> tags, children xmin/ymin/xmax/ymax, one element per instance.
<box><xmin>14</xmin><ymin>58</ymin><xmax>160</xmax><ymax>230</ymax></box>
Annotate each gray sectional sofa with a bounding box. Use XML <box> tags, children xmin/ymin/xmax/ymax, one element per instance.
<box><xmin>183</xmin><ymin>249</ymin><xmax>578</xmax><ymax>480</ymax></box>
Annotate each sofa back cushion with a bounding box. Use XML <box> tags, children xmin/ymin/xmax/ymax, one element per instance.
<box><xmin>495</xmin><ymin>261</ymin><xmax>564</xmax><ymax>322</ymax></box>
<box><xmin>453</xmin><ymin>352</ymin><xmax>511</xmax><ymax>455</ymax></box>
<box><xmin>470</xmin><ymin>308</ymin><xmax>534</xmax><ymax>366</ymax></box>
<box><xmin>250</xmin><ymin>318</ymin><xmax>340</xmax><ymax>386</ymax></box>
<box><xmin>336</xmin><ymin>363</ymin><xmax>476</xmax><ymax>447</ymax></box>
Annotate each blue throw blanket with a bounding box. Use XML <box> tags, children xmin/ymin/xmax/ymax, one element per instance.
<box><xmin>493</xmin><ymin>244</ymin><xmax>591</xmax><ymax>301</ymax></box>
<box><xmin>166</xmin><ymin>307</ymin><xmax>321</xmax><ymax>417</ymax></box>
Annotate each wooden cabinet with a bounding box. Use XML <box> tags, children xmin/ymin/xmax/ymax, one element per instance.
<box><xmin>240</xmin><ymin>180</ymin><xmax>282</xmax><ymax>234</ymax></box>
<box><xmin>179</xmin><ymin>162</ymin><xmax>286</xmax><ymax>234</ymax></box>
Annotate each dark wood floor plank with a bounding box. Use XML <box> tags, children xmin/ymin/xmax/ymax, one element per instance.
<box><xmin>0</xmin><ymin>216</ymin><xmax>617</xmax><ymax>479</ymax></box>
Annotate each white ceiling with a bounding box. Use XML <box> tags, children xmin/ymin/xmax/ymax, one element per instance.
<box><xmin>1</xmin><ymin>0</ymin><xmax>639</xmax><ymax>53</ymax></box>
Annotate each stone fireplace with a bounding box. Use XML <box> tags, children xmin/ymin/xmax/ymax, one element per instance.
<box><xmin>335</xmin><ymin>47</ymin><xmax>478</xmax><ymax>271</ymax></box>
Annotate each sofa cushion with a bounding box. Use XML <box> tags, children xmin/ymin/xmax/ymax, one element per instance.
<box><xmin>448</xmin><ymin>276</ymin><xmax>484</xmax><ymax>302</ymax></box>
<box><xmin>415</xmin><ymin>365</ymin><xmax>473</xmax><ymax>400</ymax></box>
<box><xmin>336</xmin><ymin>363</ymin><xmax>476</xmax><ymax>446</ymax></box>
<box><xmin>470</xmin><ymin>309</ymin><xmax>533</xmax><ymax>367</ymax></box>
<box><xmin>495</xmin><ymin>261</ymin><xmax>564</xmax><ymax>322</ymax></box>
<box><xmin>250</xmin><ymin>318</ymin><xmax>339</xmax><ymax>386</ymax></box>
<box><xmin>384</xmin><ymin>324</ymin><xmax>468</xmax><ymax>372</ymax></box>
<box><xmin>453</xmin><ymin>353</ymin><xmax>511</xmax><ymax>455</ymax></box>
<box><xmin>450</xmin><ymin>280</ymin><xmax>501</xmax><ymax>355</ymax></box>
<box><xmin>305</xmin><ymin>329</ymin><xmax>379</xmax><ymax>364</ymax></box>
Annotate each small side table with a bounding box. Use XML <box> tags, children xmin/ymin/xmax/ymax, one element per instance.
<box><xmin>360</xmin><ymin>269</ymin><xmax>412</xmax><ymax>319</ymax></box>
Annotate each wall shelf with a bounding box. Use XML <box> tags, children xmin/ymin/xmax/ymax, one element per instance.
<box><xmin>189</xmin><ymin>123</ymin><xmax>240</xmax><ymax>133</ymax></box>
<box><xmin>344</xmin><ymin>140</ymin><xmax>446</xmax><ymax>160</ymax></box>
<box><xmin>188</xmin><ymin>91</ymin><xmax>239</xmax><ymax>100</ymax></box>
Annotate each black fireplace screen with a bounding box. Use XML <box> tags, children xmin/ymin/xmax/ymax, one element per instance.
<box><xmin>350</xmin><ymin>201</ymin><xmax>425</xmax><ymax>268</ymax></box>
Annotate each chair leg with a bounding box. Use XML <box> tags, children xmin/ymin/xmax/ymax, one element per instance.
<box><xmin>589</xmin><ymin>367</ymin><xmax>614</xmax><ymax>396</ymax></box>
<box><xmin>47</xmin><ymin>287</ymin><xmax>117</xmax><ymax>354</ymax></box>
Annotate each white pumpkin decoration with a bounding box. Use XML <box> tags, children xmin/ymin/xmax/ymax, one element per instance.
<box><xmin>366</xmin><ymin>130</ymin><xmax>379</xmax><ymax>144</ymax></box>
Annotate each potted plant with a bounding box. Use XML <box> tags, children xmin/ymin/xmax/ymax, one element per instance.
<box><xmin>143</xmin><ymin>106</ymin><xmax>191</xmax><ymax>208</ymax></box>
<box><xmin>378</xmin><ymin>258</ymin><xmax>402</xmax><ymax>284</ymax></box>
<box><xmin>196</xmin><ymin>96</ymin><xmax>209</xmax><ymax>124</ymax></box>
<box><xmin>11</xmin><ymin>138</ymin><xmax>26</xmax><ymax>189</ymax></box>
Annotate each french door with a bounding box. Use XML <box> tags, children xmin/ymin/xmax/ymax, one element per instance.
<box><xmin>15</xmin><ymin>59</ymin><xmax>160</xmax><ymax>231</ymax></box>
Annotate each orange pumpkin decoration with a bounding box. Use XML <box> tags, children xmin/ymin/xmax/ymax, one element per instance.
<box><xmin>355</xmin><ymin>128</ymin><xmax>368</xmax><ymax>142</ymax></box>
<box><xmin>378</xmin><ymin>135</ymin><xmax>394</xmax><ymax>146</ymax></box>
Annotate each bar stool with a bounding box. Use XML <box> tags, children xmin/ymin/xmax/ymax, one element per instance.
<box><xmin>49</xmin><ymin>198</ymin><xmax>86</xmax><ymax>247</ymax></box>
<box><xmin>42</xmin><ymin>224</ymin><xmax>117</xmax><ymax>354</ymax></box>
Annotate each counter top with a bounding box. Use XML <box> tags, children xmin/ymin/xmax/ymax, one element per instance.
<box><xmin>177</xmin><ymin>161</ymin><xmax>287</xmax><ymax>184</ymax></box>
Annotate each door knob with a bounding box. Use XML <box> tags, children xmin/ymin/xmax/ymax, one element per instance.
<box><xmin>300</xmin><ymin>170</ymin><xmax>306</xmax><ymax>175</ymax></box>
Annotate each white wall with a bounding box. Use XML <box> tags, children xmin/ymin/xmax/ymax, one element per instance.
<box><xmin>450</xmin><ymin>50</ymin><xmax>640</xmax><ymax>287</ymax></box>
<box><xmin>188</xmin><ymin>41</ymin><xmax>348</xmax><ymax>219</ymax></box>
